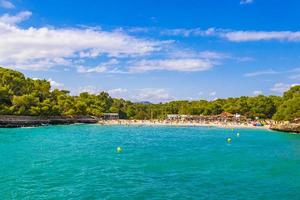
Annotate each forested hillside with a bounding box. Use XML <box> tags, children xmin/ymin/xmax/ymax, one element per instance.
<box><xmin>0</xmin><ymin>67</ymin><xmax>299</xmax><ymax>121</ymax></box>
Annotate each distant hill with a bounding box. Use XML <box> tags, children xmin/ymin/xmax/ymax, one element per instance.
<box><xmin>137</xmin><ymin>101</ymin><xmax>152</xmax><ymax>105</ymax></box>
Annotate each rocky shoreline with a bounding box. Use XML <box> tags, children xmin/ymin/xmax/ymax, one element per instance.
<box><xmin>0</xmin><ymin>115</ymin><xmax>98</xmax><ymax>128</ymax></box>
<box><xmin>270</xmin><ymin>123</ymin><xmax>300</xmax><ymax>134</ymax></box>
<box><xmin>0</xmin><ymin>115</ymin><xmax>299</xmax><ymax>134</ymax></box>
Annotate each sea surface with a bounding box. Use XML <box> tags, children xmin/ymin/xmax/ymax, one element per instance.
<box><xmin>0</xmin><ymin>125</ymin><xmax>299</xmax><ymax>199</ymax></box>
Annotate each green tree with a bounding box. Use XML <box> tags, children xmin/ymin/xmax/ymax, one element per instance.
<box><xmin>273</xmin><ymin>85</ymin><xmax>300</xmax><ymax>121</ymax></box>
<box><xmin>11</xmin><ymin>94</ymin><xmax>39</xmax><ymax>115</ymax></box>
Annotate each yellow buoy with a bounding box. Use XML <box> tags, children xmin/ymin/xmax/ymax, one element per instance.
<box><xmin>236</xmin><ymin>133</ymin><xmax>240</xmax><ymax>137</ymax></box>
<box><xmin>227</xmin><ymin>138</ymin><xmax>232</xmax><ymax>143</ymax></box>
<box><xmin>117</xmin><ymin>147</ymin><xmax>123</xmax><ymax>153</ymax></box>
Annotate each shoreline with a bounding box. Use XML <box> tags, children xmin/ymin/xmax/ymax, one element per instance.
<box><xmin>0</xmin><ymin>116</ymin><xmax>298</xmax><ymax>134</ymax></box>
<box><xmin>0</xmin><ymin>115</ymin><xmax>98</xmax><ymax>128</ymax></box>
<box><xmin>98</xmin><ymin>119</ymin><xmax>269</xmax><ymax>130</ymax></box>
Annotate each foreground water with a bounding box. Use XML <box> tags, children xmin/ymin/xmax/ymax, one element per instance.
<box><xmin>0</xmin><ymin>125</ymin><xmax>299</xmax><ymax>199</ymax></box>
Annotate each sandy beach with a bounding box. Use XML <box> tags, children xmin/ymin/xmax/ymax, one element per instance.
<box><xmin>98</xmin><ymin>119</ymin><xmax>269</xmax><ymax>129</ymax></box>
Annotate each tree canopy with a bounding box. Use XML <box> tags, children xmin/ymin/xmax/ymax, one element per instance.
<box><xmin>0</xmin><ymin>67</ymin><xmax>299</xmax><ymax>121</ymax></box>
<box><xmin>273</xmin><ymin>85</ymin><xmax>300</xmax><ymax>121</ymax></box>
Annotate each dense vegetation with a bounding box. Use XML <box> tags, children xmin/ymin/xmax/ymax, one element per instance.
<box><xmin>0</xmin><ymin>67</ymin><xmax>299</xmax><ymax>121</ymax></box>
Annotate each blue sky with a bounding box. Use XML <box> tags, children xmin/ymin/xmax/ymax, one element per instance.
<box><xmin>0</xmin><ymin>0</ymin><xmax>300</xmax><ymax>102</ymax></box>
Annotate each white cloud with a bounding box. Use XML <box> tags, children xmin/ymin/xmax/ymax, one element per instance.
<box><xmin>31</xmin><ymin>77</ymin><xmax>64</xmax><ymax>90</ymax></box>
<box><xmin>245</xmin><ymin>68</ymin><xmax>300</xmax><ymax>78</ymax></box>
<box><xmin>161</xmin><ymin>27</ymin><xmax>216</xmax><ymax>37</ymax></box>
<box><xmin>129</xmin><ymin>58</ymin><xmax>215</xmax><ymax>73</ymax></box>
<box><xmin>77</xmin><ymin>50</ymin><xmax>225</xmax><ymax>73</ymax></box>
<box><xmin>290</xmin><ymin>74</ymin><xmax>300</xmax><ymax>80</ymax></box>
<box><xmin>271</xmin><ymin>83</ymin><xmax>299</xmax><ymax>93</ymax></box>
<box><xmin>107</xmin><ymin>88</ymin><xmax>128</xmax><ymax>98</ymax></box>
<box><xmin>271</xmin><ymin>83</ymin><xmax>289</xmax><ymax>93</ymax></box>
<box><xmin>289</xmin><ymin>68</ymin><xmax>300</xmax><ymax>80</ymax></box>
<box><xmin>291</xmin><ymin>68</ymin><xmax>300</xmax><ymax>72</ymax></box>
<box><xmin>48</xmin><ymin>78</ymin><xmax>64</xmax><ymax>89</ymax></box>
<box><xmin>253</xmin><ymin>90</ymin><xmax>263</xmax><ymax>96</ymax></box>
<box><xmin>244</xmin><ymin>69</ymin><xmax>278</xmax><ymax>77</ymax></box>
<box><xmin>168</xmin><ymin>50</ymin><xmax>228</xmax><ymax>60</ymax></box>
<box><xmin>134</xmin><ymin>88</ymin><xmax>173</xmax><ymax>103</ymax></box>
<box><xmin>77</xmin><ymin>86</ymin><xmax>100</xmax><ymax>94</ymax></box>
<box><xmin>77</xmin><ymin>66</ymin><xmax>107</xmax><ymax>73</ymax></box>
<box><xmin>0</xmin><ymin>21</ymin><xmax>161</xmax><ymax>71</ymax></box>
<box><xmin>127</xmin><ymin>27</ymin><xmax>150</xmax><ymax>33</ymax></box>
<box><xmin>169</xmin><ymin>49</ymin><xmax>252</xmax><ymax>65</ymax></box>
<box><xmin>223</xmin><ymin>31</ymin><xmax>300</xmax><ymax>42</ymax></box>
<box><xmin>0</xmin><ymin>15</ymin><xmax>230</xmax><ymax>73</ymax></box>
<box><xmin>74</xmin><ymin>87</ymin><xmax>173</xmax><ymax>103</ymax></box>
<box><xmin>161</xmin><ymin>27</ymin><xmax>300</xmax><ymax>42</ymax></box>
<box><xmin>0</xmin><ymin>0</ymin><xmax>14</xmax><ymax>9</ymax></box>
<box><xmin>240</xmin><ymin>0</ymin><xmax>253</xmax><ymax>5</ymax></box>
<box><xmin>209</xmin><ymin>91</ymin><xmax>216</xmax><ymax>96</ymax></box>
<box><xmin>77</xmin><ymin>59</ymin><xmax>119</xmax><ymax>73</ymax></box>
<box><xmin>0</xmin><ymin>11</ymin><xmax>32</xmax><ymax>25</ymax></box>
<box><xmin>198</xmin><ymin>51</ymin><xmax>229</xmax><ymax>60</ymax></box>
<box><xmin>236</xmin><ymin>56</ymin><xmax>254</xmax><ymax>62</ymax></box>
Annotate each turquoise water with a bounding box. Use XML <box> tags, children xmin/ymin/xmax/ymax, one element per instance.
<box><xmin>0</xmin><ymin>125</ymin><xmax>300</xmax><ymax>199</ymax></box>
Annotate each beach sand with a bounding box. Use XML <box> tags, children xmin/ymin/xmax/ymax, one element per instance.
<box><xmin>98</xmin><ymin>119</ymin><xmax>269</xmax><ymax>129</ymax></box>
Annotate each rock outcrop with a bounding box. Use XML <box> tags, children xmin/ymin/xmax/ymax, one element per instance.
<box><xmin>0</xmin><ymin>115</ymin><xmax>98</xmax><ymax>128</ymax></box>
<box><xmin>270</xmin><ymin>123</ymin><xmax>300</xmax><ymax>134</ymax></box>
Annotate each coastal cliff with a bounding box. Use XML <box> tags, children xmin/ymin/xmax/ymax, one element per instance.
<box><xmin>0</xmin><ymin>115</ymin><xmax>98</xmax><ymax>128</ymax></box>
<box><xmin>270</xmin><ymin>123</ymin><xmax>300</xmax><ymax>134</ymax></box>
